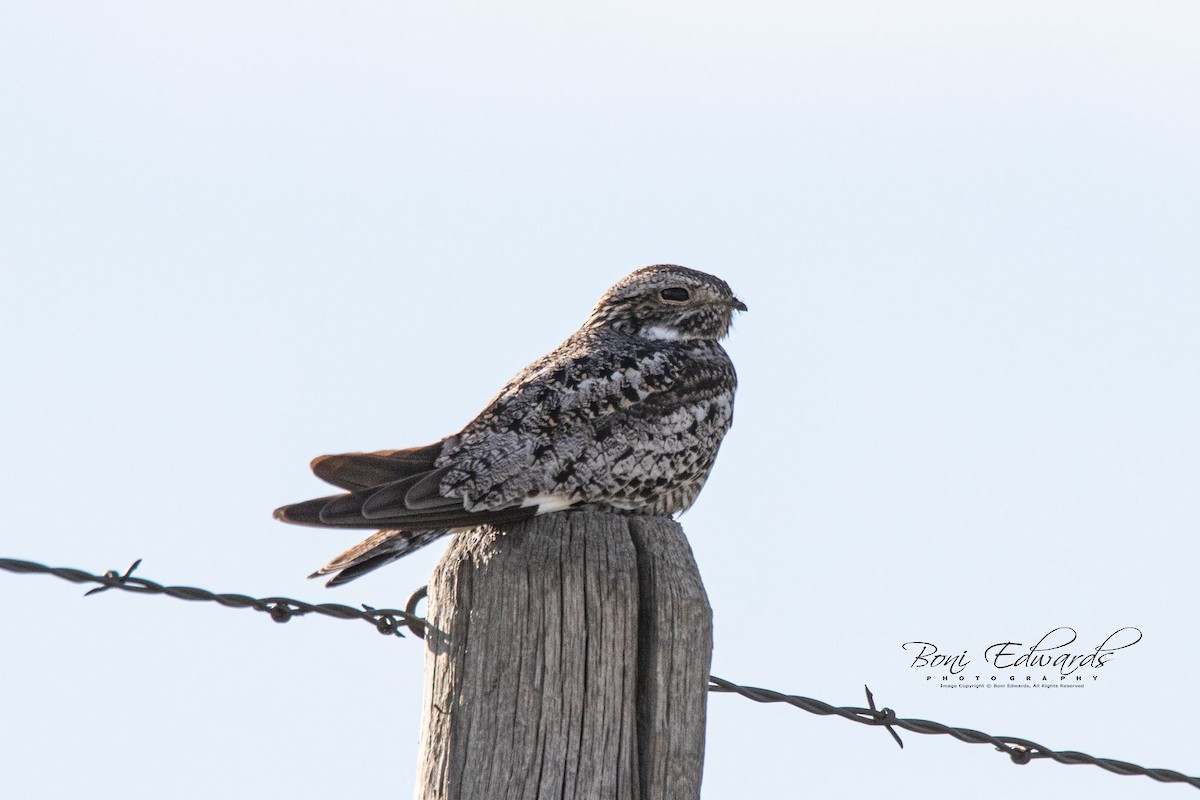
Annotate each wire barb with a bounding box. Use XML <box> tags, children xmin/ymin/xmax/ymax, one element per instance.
<box><xmin>84</xmin><ymin>559</ymin><xmax>144</xmax><ymax>596</ymax></box>
<box><xmin>864</xmin><ymin>685</ymin><xmax>904</xmax><ymax>749</ymax></box>
<box><xmin>4</xmin><ymin>556</ymin><xmax>1199</xmax><ymax>791</ymax></box>
<box><xmin>266</xmin><ymin>601</ymin><xmax>301</xmax><ymax>623</ymax></box>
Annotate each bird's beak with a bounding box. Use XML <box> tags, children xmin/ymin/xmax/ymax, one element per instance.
<box><xmin>731</xmin><ymin>297</ymin><xmax>748</xmax><ymax>312</ymax></box>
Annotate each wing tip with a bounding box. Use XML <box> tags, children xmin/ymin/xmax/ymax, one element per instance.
<box><xmin>274</xmin><ymin>497</ymin><xmax>338</xmax><ymax>526</ymax></box>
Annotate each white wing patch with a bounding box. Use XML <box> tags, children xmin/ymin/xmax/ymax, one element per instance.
<box><xmin>521</xmin><ymin>494</ymin><xmax>576</xmax><ymax>514</ymax></box>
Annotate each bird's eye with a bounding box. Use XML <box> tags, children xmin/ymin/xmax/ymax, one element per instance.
<box><xmin>660</xmin><ymin>287</ymin><xmax>690</xmax><ymax>302</ymax></box>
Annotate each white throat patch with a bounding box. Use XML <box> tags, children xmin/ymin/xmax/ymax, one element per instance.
<box><xmin>642</xmin><ymin>325</ymin><xmax>684</xmax><ymax>341</ymax></box>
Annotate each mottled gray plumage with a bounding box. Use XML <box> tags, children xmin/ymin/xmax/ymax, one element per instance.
<box><xmin>275</xmin><ymin>265</ymin><xmax>745</xmax><ymax>586</ymax></box>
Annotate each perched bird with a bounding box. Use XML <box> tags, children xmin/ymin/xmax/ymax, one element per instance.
<box><xmin>275</xmin><ymin>265</ymin><xmax>746</xmax><ymax>586</ymax></box>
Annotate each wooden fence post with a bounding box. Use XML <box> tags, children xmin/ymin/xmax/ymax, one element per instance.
<box><xmin>415</xmin><ymin>509</ymin><xmax>713</xmax><ymax>800</ymax></box>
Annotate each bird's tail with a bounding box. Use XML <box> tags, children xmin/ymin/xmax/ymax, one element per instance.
<box><xmin>310</xmin><ymin>529</ymin><xmax>452</xmax><ymax>587</ymax></box>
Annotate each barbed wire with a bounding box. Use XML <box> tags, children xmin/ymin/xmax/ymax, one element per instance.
<box><xmin>706</xmin><ymin>677</ymin><xmax>1200</xmax><ymax>788</ymax></box>
<box><xmin>0</xmin><ymin>557</ymin><xmax>426</xmax><ymax>639</ymax></box>
<box><xmin>3</xmin><ymin>556</ymin><xmax>1197</xmax><ymax>791</ymax></box>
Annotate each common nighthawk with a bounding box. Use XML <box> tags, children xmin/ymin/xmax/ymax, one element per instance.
<box><xmin>275</xmin><ymin>265</ymin><xmax>745</xmax><ymax>586</ymax></box>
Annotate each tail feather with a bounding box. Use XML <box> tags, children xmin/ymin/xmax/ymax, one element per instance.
<box><xmin>310</xmin><ymin>529</ymin><xmax>452</xmax><ymax>587</ymax></box>
<box><xmin>310</xmin><ymin>441</ymin><xmax>445</xmax><ymax>491</ymax></box>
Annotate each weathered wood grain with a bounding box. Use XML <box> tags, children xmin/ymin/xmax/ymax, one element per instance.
<box><xmin>415</xmin><ymin>510</ymin><xmax>711</xmax><ymax>800</ymax></box>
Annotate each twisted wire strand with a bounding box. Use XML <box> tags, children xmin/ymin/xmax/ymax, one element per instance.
<box><xmin>4</xmin><ymin>556</ymin><xmax>1197</xmax><ymax>790</ymax></box>
<box><xmin>706</xmin><ymin>677</ymin><xmax>1200</xmax><ymax>788</ymax></box>
<box><xmin>0</xmin><ymin>557</ymin><xmax>425</xmax><ymax>638</ymax></box>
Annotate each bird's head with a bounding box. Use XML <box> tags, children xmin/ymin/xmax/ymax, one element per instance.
<box><xmin>585</xmin><ymin>265</ymin><xmax>747</xmax><ymax>341</ymax></box>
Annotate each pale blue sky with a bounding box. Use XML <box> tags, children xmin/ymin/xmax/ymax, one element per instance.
<box><xmin>2</xmin><ymin>2</ymin><xmax>1197</xmax><ymax>798</ymax></box>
